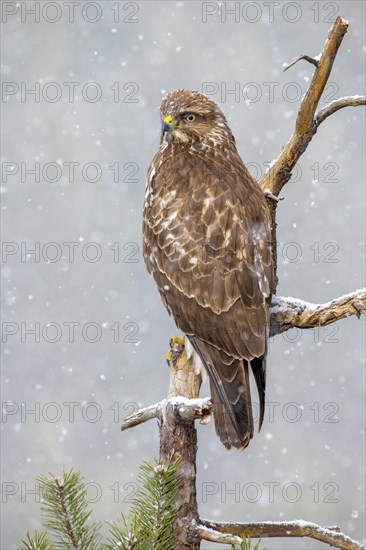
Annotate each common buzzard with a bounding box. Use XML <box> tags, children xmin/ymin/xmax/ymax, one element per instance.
<box><xmin>143</xmin><ymin>90</ymin><xmax>274</xmax><ymax>450</ymax></box>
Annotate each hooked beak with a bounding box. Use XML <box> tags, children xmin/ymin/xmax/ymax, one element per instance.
<box><xmin>162</xmin><ymin>114</ymin><xmax>174</xmax><ymax>135</ymax></box>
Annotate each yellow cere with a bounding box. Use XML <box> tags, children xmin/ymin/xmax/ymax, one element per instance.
<box><xmin>164</xmin><ymin>115</ymin><xmax>173</xmax><ymax>124</ymax></box>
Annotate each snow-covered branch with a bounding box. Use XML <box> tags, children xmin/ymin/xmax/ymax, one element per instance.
<box><xmin>198</xmin><ymin>525</ymin><xmax>243</xmax><ymax>545</ymax></box>
<box><xmin>199</xmin><ymin>520</ymin><xmax>365</xmax><ymax>550</ymax></box>
<box><xmin>270</xmin><ymin>288</ymin><xmax>366</xmax><ymax>336</ymax></box>
<box><xmin>121</xmin><ymin>397</ymin><xmax>212</xmax><ymax>431</ymax></box>
<box><xmin>120</xmin><ymin>402</ymin><xmax>161</xmax><ymax>431</ymax></box>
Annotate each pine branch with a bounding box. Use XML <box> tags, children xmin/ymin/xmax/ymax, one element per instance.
<box><xmin>19</xmin><ymin>461</ymin><xmax>184</xmax><ymax>550</ymax></box>
<box><xmin>130</xmin><ymin>458</ymin><xmax>183</xmax><ymax>549</ymax></box>
<box><xmin>104</xmin><ymin>514</ymin><xmax>138</xmax><ymax>549</ymax></box>
<box><xmin>104</xmin><ymin>458</ymin><xmax>184</xmax><ymax>550</ymax></box>
<box><xmin>232</xmin><ymin>537</ymin><xmax>266</xmax><ymax>550</ymax></box>
<box><xmin>37</xmin><ymin>469</ymin><xmax>102</xmax><ymax>550</ymax></box>
<box><xmin>17</xmin><ymin>530</ymin><xmax>54</xmax><ymax>550</ymax></box>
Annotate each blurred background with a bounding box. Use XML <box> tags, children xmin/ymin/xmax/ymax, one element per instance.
<box><xmin>1</xmin><ymin>1</ymin><xmax>365</xmax><ymax>548</ymax></box>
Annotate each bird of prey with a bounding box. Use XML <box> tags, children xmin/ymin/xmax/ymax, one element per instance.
<box><xmin>143</xmin><ymin>90</ymin><xmax>274</xmax><ymax>450</ymax></box>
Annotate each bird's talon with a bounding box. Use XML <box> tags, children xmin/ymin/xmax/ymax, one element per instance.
<box><xmin>169</xmin><ymin>335</ymin><xmax>185</xmax><ymax>347</ymax></box>
<box><xmin>166</xmin><ymin>335</ymin><xmax>185</xmax><ymax>366</ymax></box>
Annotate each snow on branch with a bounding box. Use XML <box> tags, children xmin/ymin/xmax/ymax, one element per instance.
<box><xmin>121</xmin><ymin>397</ymin><xmax>212</xmax><ymax>432</ymax></box>
<box><xmin>120</xmin><ymin>402</ymin><xmax>161</xmax><ymax>431</ymax></box>
<box><xmin>259</xmin><ymin>16</ymin><xmax>366</xmax><ymax>198</ymax></box>
<box><xmin>198</xmin><ymin>519</ymin><xmax>365</xmax><ymax>550</ymax></box>
<box><xmin>270</xmin><ymin>288</ymin><xmax>366</xmax><ymax>336</ymax></box>
<box><xmin>316</xmin><ymin>96</ymin><xmax>366</xmax><ymax>124</ymax></box>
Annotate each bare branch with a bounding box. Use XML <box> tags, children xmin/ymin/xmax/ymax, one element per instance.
<box><xmin>121</xmin><ymin>396</ymin><xmax>212</xmax><ymax>431</ymax></box>
<box><xmin>259</xmin><ymin>17</ymin><xmax>351</xmax><ymax>196</ymax></box>
<box><xmin>270</xmin><ymin>289</ymin><xmax>366</xmax><ymax>336</ymax></box>
<box><xmin>199</xmin><ymin>520</ymin><xmax>365</xmax><ymax>550</ymax></box>
<box><xmin>198</xmin><ymin>525</ymin><xmax>243</xmax><ymax>544</ymax></box>
<box><xmin>257</xmin><ymin>17</ymin><xmax>365</xmax><ymax>291</ymax></box>
<box><xmin>283</xmin><ymin>53</ymin><xmax>320</xmax><ymax>72</ymax></box>
<box><xmin>316</xmin><ymin>95</ymin><xmax>366</xmax><ymax>124</ymax></box>
<box><xmin>121</xmin><ymin>397</ymin><xmax>212</xmax><ymax>432</ymax></box>
<box><xmin>121</xmin><ymin>402</ymin><xmax>161</xmax><ymax>431</ymax></box>
<box><xmin>296</xmin><ymin>17</ymin><xmax>348</xmax><ymax>134</ymax></box>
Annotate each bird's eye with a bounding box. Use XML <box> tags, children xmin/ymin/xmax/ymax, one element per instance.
<box><xmin>185</xmin><ymin>114</ymin><xmax>196</xmax><ymax>122</ymax></box>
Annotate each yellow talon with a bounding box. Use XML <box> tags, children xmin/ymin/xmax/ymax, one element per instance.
<box><xmin>166</xmin><ymin>335</ymin><xmax>185</xmax><ymax>367</ymax></box>
<box><xmin>170</xmin><ymin>335</ymin><xmax>185</xmax><ymax>346</ymax></box>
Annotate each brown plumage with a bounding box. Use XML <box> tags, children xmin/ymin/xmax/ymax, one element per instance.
<box><xmin>143</xmin><ymin>90</ymin><xmax>274</xmax><ymax>450</ymax></box>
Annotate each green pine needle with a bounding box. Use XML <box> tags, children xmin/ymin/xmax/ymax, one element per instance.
<box><xmin>105</xmin><ymin>457</ymin><xmax>183</xmax><ymax>550</ymax></box>
<box><xmin>104</xmin><ymin>514</ymin><xmax>138</xmax><ymax>549</ymax></box>
<box><xmin>17</xmin><ymin>530</ymin><xmax>53</xmax><ymax>550</ymax></box>
<box><xmin>130</xmin><ymin>458</ymin><xmax>183</xmax><ymax>549</ymax></box>
<box><xmin>232</xmin><ymin>535</ymin><xmax>266</xmax><ymax>550</ymax></box>
<box><xmin>19</xmin><ymin>458</ymin><xmax>183</xmax><ymax>550</ymax></box>
<box><xmin>37</xmin><ymin>469</ymin><xmax>102</xmax><ymax>550</ymax></box>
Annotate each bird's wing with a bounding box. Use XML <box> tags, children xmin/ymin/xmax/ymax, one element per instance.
<box><xmin>143</xmin><ymin>148</ymin><xmax>273</xmax><ymax>448</ymax></box>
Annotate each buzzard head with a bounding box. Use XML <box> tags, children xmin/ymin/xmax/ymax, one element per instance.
<box><xmin>160</xmin><ymin>89</ymin><xmax>233</xmax><ymax>146</ymax></box>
